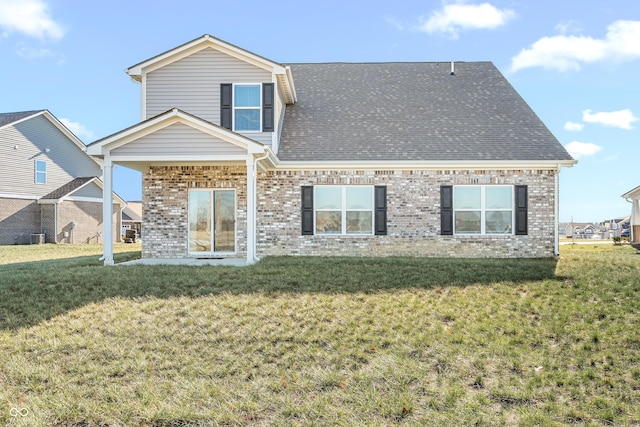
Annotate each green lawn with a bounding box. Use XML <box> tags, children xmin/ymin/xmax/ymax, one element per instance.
<box><xmin>0</xmin><ymin>243</ymin><xmax>638</xmax><ymax>426</ymax></box>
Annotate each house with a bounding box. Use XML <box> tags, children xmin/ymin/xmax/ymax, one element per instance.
<box><xmin>622</xmin><ymin>186</ymin><xmax>640</xmax><ymax>245</ymax></box>
<box><xmin>121</xmin><ymin>201</ymin><xmax>142</xmax><ymax>238</ymax></box>
<box><xmin>0</xmin><ymin>110</ymin><xmax>124</xmax><ymax>244</ymax></box>
<box><xmin>87</xmin><ymin>35</ymin><xmax>576</xmax><ymax>265</ymax></box>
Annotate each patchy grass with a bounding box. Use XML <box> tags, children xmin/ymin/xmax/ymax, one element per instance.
<box><xmin>0</xmin><ymin>244</ymin><xmax>638</xmax><ymax>426</ymax></box>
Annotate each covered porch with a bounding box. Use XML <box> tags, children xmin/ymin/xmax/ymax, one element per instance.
<box><xmin>86</xmin><ymin>109</ymin><xmax>276</xmax><ymax>265</ymax></box>
<box><xmin>622</xmin><ymin>185</ymin><xmax>640</xmax><ymax>247</ymax></box>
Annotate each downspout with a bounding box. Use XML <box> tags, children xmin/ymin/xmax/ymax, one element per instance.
<box><xmin>554</xmin><ymin>166</ymin><xmax>560</xmax><ymax>256</ymax></box>
<box><xmin>251</xmin><ymin>152</ymin><xmax>270</xmax><ymax>263</ymax></box>
<box><xmin>53</xmin><ymin>202</ymin><xmax>58</xmax><ymax>243</ymax></box>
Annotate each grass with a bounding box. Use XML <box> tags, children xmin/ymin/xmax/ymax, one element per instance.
<box><xmin>0</xmin><ymin>243</ymin><xmax>639</xmax><ymax>426</ymax></box>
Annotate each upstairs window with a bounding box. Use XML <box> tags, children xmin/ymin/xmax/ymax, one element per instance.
<box><xmin>234</xmin><ymin>84</ymin><xmax>261</xmax><ymax>132</ymax></box>
<box><xmin>35</xmin><ymin>160</ymin><xmax>47</xmax><ymax>184</ymax></box>
<box><xmin>221</xmin><ymin>83</ymin><xmax>274</xmax><ymax>132</ymax></box>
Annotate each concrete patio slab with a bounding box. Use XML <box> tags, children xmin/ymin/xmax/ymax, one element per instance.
<box><xmin>117</xmin><ymin>258</ymin><xmax>249</xmax><ymax>267</ymax></box>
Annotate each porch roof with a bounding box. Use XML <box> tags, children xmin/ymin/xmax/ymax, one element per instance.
<box><xmin>86</xmin><ymin>108</ymin><xmax>276</xmax><ymax>172</ymax></box>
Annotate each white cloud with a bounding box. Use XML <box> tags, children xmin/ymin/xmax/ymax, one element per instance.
<box><xmin>60</xmin><ymin>118</ymin><xmax>95</xmax><ymax>142</ymax></box>
<box><xmin>582</xmin><ymin>109</ymin><xmax>638</xmax><ymax>130</ymax></box>
<box><xmin>16</xmin><ymin>43</ymin><xmax>65</xmax><ymax>64</ymax></box>
<box><xmin>419</xmin><ymin>2</ymin><xmax>515</xmax><ymax>39</ymax></box>
<box><xmin>564</xmin><ymin>121</ymin><xmax>584</xmax><ymax>132</ymax></box>
<box><xmin>0</xmin><ymin>0</ymin><xmax>64</xmax><ymax>41</ymax></box>
<box><xmin>510</xmin><ymin>20</ymin><xmax>640</xmax><ymax>72</ymax></box>
<box><xmin>565</xmin><ymin>141</ymin><xmax>602</xmax><ymax>159</ymax></box>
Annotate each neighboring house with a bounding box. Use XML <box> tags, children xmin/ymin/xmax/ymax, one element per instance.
<box><xmin>622</xmin><ymin>186</ymin><xmax>640</xmax><ymax>244</ymax></box>
<box><xmin>87</xmin><ymin>35</ymin><xmax>576</xmax><ymax>265</ymax></box>
<box><xmin>121</xmin><ymin>201</ymin><xmax>142</xmax><ymax>238</ymax></box>
<box><xmin>0</xmin><ymin>110</ymin><xmax>124</xmax><ymax>244</ymax></box>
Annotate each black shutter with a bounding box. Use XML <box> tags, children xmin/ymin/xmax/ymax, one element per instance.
<box><xmin>441</xmin><ymin>185</ymin><xmax>453</xmax><ymax>235</ymax></box>
<box><xmin>220</xmin><ymin>83</ymin><xmax>232</xmax><ymax>130</ymax></box>
<box><xmin>515</xmin><ymin>185</ymin><xmax>528</xmax><ymax>235</ymax></box>
<box><xmin>262</xmin><ymin>83</ymin><xmax>274</xmax><ymax>132</ymax></box>
<box><xmin>374</xmin><ymin>186</ymin><xmax>387</xmax><ymax>235</ymax></box>
<box><xmin>301</xmin><ymin>186</ymin><xmax>314</xmax><ymax>235</ymax></box>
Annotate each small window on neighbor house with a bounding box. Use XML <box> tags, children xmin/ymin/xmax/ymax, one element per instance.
<box><xmin>233</xmin><ymin>84</ymin><xmax>261</xmax><ymax>132</ymax></box>
<box><xmin>453</xmin><ymin>186</ymin><xmax>513</xmax><ymax>234</ymax></box>
<box><xmin>35</xmin><ymin>160</ymin><xmax>47</xmax><ymax>184</ymax></box>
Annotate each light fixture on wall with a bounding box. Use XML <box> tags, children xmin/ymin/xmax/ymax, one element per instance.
<box><xmin>13</xmin><ymin>145</ymin><xmax>19</xmax><ymax>150</ymax></box>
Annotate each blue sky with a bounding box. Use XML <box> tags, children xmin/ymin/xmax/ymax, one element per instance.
<box><xmin>0</xmin><ymin>0</ymin><xmax>638</xmax><ymax>222</ymax></box>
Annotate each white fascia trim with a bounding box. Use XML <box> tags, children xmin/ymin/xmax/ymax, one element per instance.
<box><xmin>273</xmin><ymin>160</ymin><xmax>577</xmax><ymax>171</ymax></box>
<box><xmin>110</xmin><ymin>155</ymin><xmax>253</xmax><ymax>163</ymax></box>
<box><xmin>128</xmin><ymin>35</ymin><xmax>284</xmax><ymax>78</ymax></box>
<box><xmin>87</xmin><ymin>109</ymin><xmax>266</xmax><ymax>156</ymax></box>
<box><xmin>621</xmin><ymin>185</ymin><xmax>640</xmax><ymax>200</ymax></box>
<box><xmin>66</xmin><ymin>196</ymin><xmax>104</xmax><ymax>203</ymax></box>
<box><xmin>0</xmin><ymin>193</ymin><xmax>39</xmax><ymax>200</ymax></box>
<box><xmin>37</xmin><ymin>199</ymin><xmax>60</xmax><ymax>205</ymax></box>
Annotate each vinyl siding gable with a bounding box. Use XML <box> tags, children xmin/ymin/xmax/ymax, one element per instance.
<box><xmin>110</xmin><ymin>122</ymin><xmax>247</xmax><ymax>157</ymax></box>
<box><xmin>0</xmin><ymin>115</ymin><xmax>100</xmax><ymax>197</ymax></box>
<box><xmin>145</xmin><ymin>47</ymin><xmax>275</xmax><ymax>146</ymax></box>
<box><xmin>71</xmin><ymin>181</ymin><xmax>103</xmax><ymax>199</ymax></box>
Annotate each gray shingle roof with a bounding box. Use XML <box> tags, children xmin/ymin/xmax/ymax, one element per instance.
<box><xmin>0</xmin><ymin>110</ymin><xmax>45</xmax><ymax>128</ymax></box>
<box><xmin>41</xmin><ymin>177</ymin><xmax>96</xmax><ymax>200</ymax></box>
<box><xmin>278</xmin><ymin>62</ymin><xmax>573</xmax><ymax>162</ymax></box>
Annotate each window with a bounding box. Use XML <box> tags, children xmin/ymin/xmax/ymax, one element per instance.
<box><xmin>453</xmin><ymin>186</ymin><xmax>513</xmax><ymax>234</ymax></box>
<box><xmin>35</xmin><ymin>160</ymin><xmax>46</xmax><ymax>184</ymax></box>
<box><xmin>234</xmin><ymin>84</ymin><xmax>261</xmax><ymax>131</ymax></box>
<box><xmin>314</xmin><ymin>186</ymin><xmax>374</xmax><ymax>235</ymax></box>
<box><xmin>221</xmin><ymin>83</ymin><xmax>274</xmax><ymax>132</ymax></box>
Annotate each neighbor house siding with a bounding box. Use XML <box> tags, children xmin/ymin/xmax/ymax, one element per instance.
<box><xmin>256</xmin><ymin>169</ymin><xmax>557</xmax><ymax>258</ymax></box>
<box><xmin>145</xmin><ymin>48</ymin><xmax>273</xmax><ymax>146</ymax></box>
<box><xmin>71</xmin><ymin>182</ymin><xmax>103</xmax><ymax>199</ymax></box>
<box><xmin>110</xmin><ymin>123</ymin><xmax>247</xmax><ymax>157</ymax></box>
<box><xmin>0</xmin><ymin>115</ymin><xmax>100</xmax><ymax>197</ymax></box>
<box><xmin>142</xmin><ymin>165</ymin><xmax>247</xmax><ymax>258</ymax></box>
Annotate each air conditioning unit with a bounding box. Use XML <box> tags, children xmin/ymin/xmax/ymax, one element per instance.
<box><xmin>30</xmin><ymin>233</ymin><xmax>45</xmax><ymax>244</ymax></box>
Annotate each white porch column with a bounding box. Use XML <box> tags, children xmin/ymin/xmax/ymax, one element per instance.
<box><xmin>246</xmin><ymin>156</ymin><xmax>256</xmax><ymax>264</ymax></box>
<box><xmin>102</xmin><ymin>157</ymin><xmax>114</xmax><ymax>265</ymax></box>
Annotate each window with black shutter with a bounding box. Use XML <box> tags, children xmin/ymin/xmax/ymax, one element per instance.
<box><xmin>515</xmin><ymin>185</ymin><xmax>528</xmax><ymax>235</ymax></box>
<box><xmin>440</xmin><ymin>185</ymin><xmax>453</xmax><ymax>235</ymax></box>
<box><xmin>220</xmin><ymin>83</ymin><xmax>232</xmax><ymax>130</ymax></box>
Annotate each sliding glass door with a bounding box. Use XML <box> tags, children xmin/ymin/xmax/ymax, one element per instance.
<box><xmin>188</xmin><ymin>190</ymin><xmax>236</xmax><ymax>254</ymax></box>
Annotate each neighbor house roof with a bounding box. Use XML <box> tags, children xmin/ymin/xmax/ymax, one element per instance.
<box><xmin>278</xmin><ymin>62</ymin><xmax>575</xmax><ymax>164</ymax></box>
<box><xmin>40</xmin><ymin>177</ymin><xmax>96</xmax><ymax>200</ymax></box>
<box><xmin>0</xmin><ymin>110</ymin><xmax>46</xmax><ymax>128</ymax></box>
<box><xmin>39</xmin><ymin>177</ymin><xmax>126</xmax><ymax>206</ymax></box>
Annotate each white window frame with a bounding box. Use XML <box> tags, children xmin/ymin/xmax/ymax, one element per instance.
<box><xmin>187</xmin><ymin>188</ymin><xmax>237</xmax><ymax>255</ymax></box>
<box><xmin>314</xmin><ymin>185</ymin><xmax>374</xmax><ymax>236</ymax></box>
<box><xmin>453</xmin><ymin>185</ymin><xmax>514</xmax><ymax>235</ymax></box>
<box><xmin>232</xmin><ymin>83</ymin><xmax>261</xmax><ymax>133</ymax></box>
<box><xmin>35</xmin><ymin>160</ymin><xmax>47</xmax><ymax>184</ymax></box>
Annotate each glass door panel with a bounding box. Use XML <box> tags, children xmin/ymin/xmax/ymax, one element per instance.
<box><xmin>189</xmin><ymin>191</ymin><xmax>212</xmax><ymax>253</ymax></box>
<box><xmin>214</xmin><ymin>191</ymin><xmax>235</xmax><ymax>252</ymax></box>
<box><xmin>188</xmin><ymin>190</ymin><xmax>235</xmax><ymax>254</ymax></box>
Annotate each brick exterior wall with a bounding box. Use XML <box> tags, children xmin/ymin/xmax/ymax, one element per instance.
<box><xmin>49</xmin><ymin>201</ymin><xmax>121</xmax><ymax>244</ymax></box>
<box><xmin>0</xmin><ymin>197</ymin><xmax>121</xmax><ymax>245</ymax></box>
<box><xmin>257</xmin><ymin>169</ymin><xmax>556</xmax><ymax>258</ymax></box>
<box><xmin>142</xmin><ymin>166</ymin><xmax>247</xmax><ymax>258</ymax></box>
<box><xmin>0</xmin><ymin>198</ymin><xmax>41</xmax><ymax>244</ymax></box>
<box><xmin>142</xmin><ymin>166</ymin><xmax>558</xmax><ymax>259</ymax></box>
